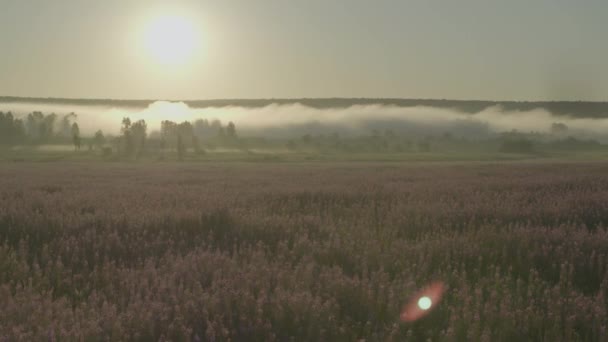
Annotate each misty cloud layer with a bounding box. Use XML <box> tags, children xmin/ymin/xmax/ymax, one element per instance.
<box><xmin>1</xmin><ymin>101</ymin><xmax>608</xmax><ymax>140</ymax></box>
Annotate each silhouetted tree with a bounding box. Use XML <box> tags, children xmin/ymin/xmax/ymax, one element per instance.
<box><xmin>71</xmin><ymin>122</ymin><xmax>81</xmax><ymax>150</ymax></box>
<box><xmin>217</xmin><ymin>127</ymin><xmax>226</xmax><ymax>140</ymax></box>
<box><xmin>121</xmin><ymin>117</ymin><xmax>134</xmax><ymax>156</ymax></box>
<box><xmin>43</xmin><ymin>113</ymin><xmax>57</xmax><ymax>141</ymax></box>
<box><xmin>193</xmin><ymin>118</ymin><xmax>214</xmax><ymax>139</ymax></box>
<box><xmin>177</xmin><ymin>134</ymin><xmax>185</xmax><ymax>161</ymax></box>
<box><xmin>160</xmin><ymin>120</ymin><xmax>198</xmax><ymax>155</ymax></box>
<box><xmin>551</xmin><ymin>122</ymin><xmax>569</xmax><ymax>135</ymax></box>
<box><xmin>60</xmin><ymin>113</ymin><xmax>77</xmax><ymax>138</ymax></box>
<box><xmin>94</xmin><ymin>130</ymin><xmax>105</xmax><ymax>149</ymax></box>
<box><xmin>23</xmin><ymin>112</ymin><xmax>57</xmax><ymax>142</ymax></box>
<box><xmin>226</xmin><ymin>121</ymin><xmax>237</xmax><ymax>139</ymax></box>
<box><xmin>0</xmin><ymin>111</ymin><xmax>25</xmax><ymax>145</ymax></box>
<box><xmin>177</xmin><ymin>121</ymin><xmax>194</xmax><ymax>139</ymax></box>
<box><xmin>301</xmin><ymin>134</ymin><xmax>312</xmax><ymax>144</ymax></box>
<box><xmin>210</xmin><ymin>119</ymin><xmax>222</xmax><ymax>132</ymax></box>
<box><xmin>161</xmin><ymin>120</ymin><xmax>178</xmax><ymax>149</ymax></box>
<box><xmin>131</xmin><ymin>120</ymin><xmax>147</xmax><ymax>158</ymax></box>
<box><xmin>192</xmin><ymin>135</ymin><xmax>203</xmax><ymax>154</ymax></box>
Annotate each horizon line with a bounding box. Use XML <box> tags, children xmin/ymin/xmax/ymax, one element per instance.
<box><xmin>1</xmin><ymin>95</ymin><xmax>608</xmax><ymax>104</ymax></box>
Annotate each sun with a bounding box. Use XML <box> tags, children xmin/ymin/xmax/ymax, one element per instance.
<box><xmin>142</xmin><ymin>14</ymin><xmax>200</xmax><ymax>68</ymax></box>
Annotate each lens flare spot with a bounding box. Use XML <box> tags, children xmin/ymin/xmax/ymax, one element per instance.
<box><xmin>400</xmin><ymin>281</ymin><xmax>445</xmax><ymax>322</ymax></box>
<box><xmin>417</xmin><ymin>296</ymin><xmax>432</xmax><ymax>310</ymax></box>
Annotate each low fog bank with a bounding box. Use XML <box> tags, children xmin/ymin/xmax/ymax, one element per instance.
<box><xmin>3</xmin><ymin>97</ymin><xmax>608</xmax><ymax>118</ymax></box>
<box><xmin>2</xmin><ymin>100</ymin><xmax>608</xmax><ymax>141</ymax></box>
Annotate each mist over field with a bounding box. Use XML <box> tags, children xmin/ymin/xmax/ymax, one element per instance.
<box><xmin>2</xmin><ymin>100</ymin><xmax>608</xmax><ymax>140</ymax></box>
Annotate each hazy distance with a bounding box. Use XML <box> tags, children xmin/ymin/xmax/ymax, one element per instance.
<box><xmin>3</xmin><ymin>97</ymin><xmax>608</xmax><ymax>142</ymax></box>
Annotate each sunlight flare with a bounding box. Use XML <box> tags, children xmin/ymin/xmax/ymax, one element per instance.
<box><xmin>141</xmin><ymin>13</ymin><xmax>201</xmax><ymax>68</ymax></box>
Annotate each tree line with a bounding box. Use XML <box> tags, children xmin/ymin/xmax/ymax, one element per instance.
<box><xmin>0</xmin><ymin>111</ymin><xmax>240</xmax><ymax>159</ymax></box>
<box><xmin>2</xmin><ymin>110</ymin><xmax>603</xmax><ymax>158</ymax></box>
<box><xmin>0</xmin><ymin>111</ymin><xmax>81</xmax><ymax>147</ymax></box>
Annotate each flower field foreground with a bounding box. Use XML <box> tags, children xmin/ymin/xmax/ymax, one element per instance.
<box><xmin>1</xmin><ymin>161</ymin><xmax>608</xmax><ymax>341</ymax></box>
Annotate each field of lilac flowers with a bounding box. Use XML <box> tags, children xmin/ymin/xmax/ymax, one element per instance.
<box><xmin>1</xmin><ymin>161</ymin><xmax>608</xmax><ymax>341</ymax></box>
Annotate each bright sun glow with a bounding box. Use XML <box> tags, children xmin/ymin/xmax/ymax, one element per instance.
<box><xmin>142</xmin><ymin>14</ymin><xmax>200</xmax><ymax>67</ymax></box>
<box><xmin>417</xmin><ymin>296</ymin><xmax>432</xmax><ymax>310</ymax></box>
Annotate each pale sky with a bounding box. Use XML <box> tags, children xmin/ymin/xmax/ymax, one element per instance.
<box><xmin>1</xmin><ymin>0</ymin><xmax>607</xmax><ymax>101</ymax></box>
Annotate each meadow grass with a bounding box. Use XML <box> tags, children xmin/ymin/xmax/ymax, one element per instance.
<box><xmin>1</xmin><ymin>161</ymin><xmax>608</xmax><ymax>340</ymax></box>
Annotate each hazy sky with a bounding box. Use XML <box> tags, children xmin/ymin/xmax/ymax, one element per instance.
<box><xmin>1</xmin><ymin>0</ymin><xmax>607</xmax><ymax>101</ymax></box>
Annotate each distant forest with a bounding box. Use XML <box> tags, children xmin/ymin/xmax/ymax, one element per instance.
<box><xmin>2</xmin><ymin>96</ymin><xmax>608</xmax><ymax>118</ymax></box>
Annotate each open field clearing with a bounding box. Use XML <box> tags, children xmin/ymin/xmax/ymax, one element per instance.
<box><xmin>1</xmin><ymin>161</ymin><xmax>608</xmax><ymax>340</ymax></box>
